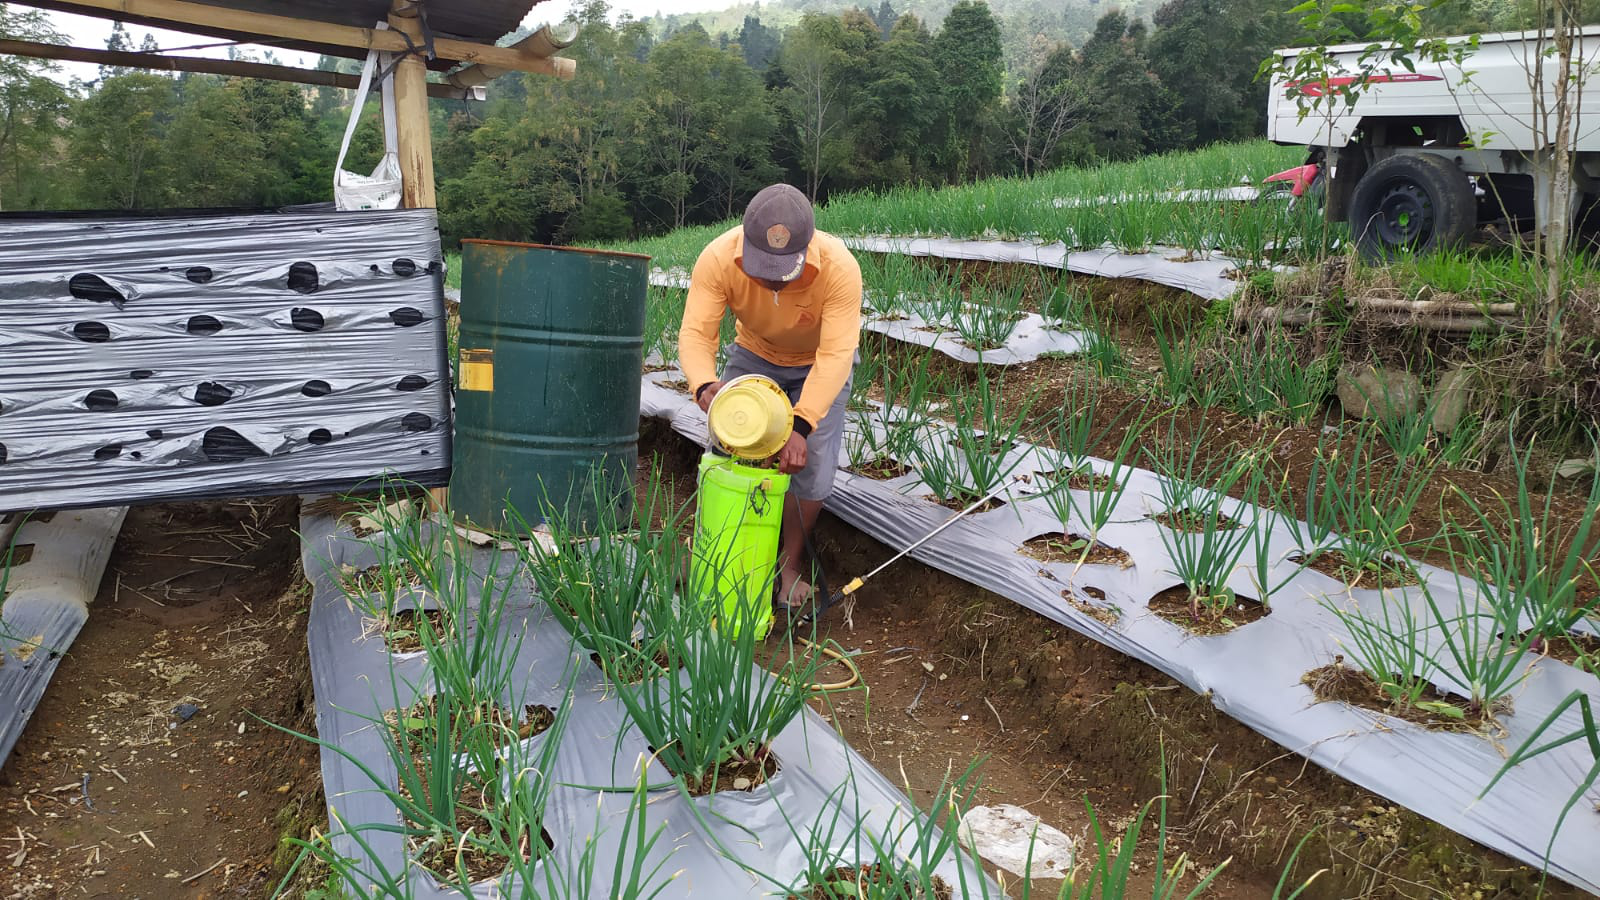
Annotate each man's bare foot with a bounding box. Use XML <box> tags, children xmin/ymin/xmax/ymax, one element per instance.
<box><xmin>775</xmin><ymin>567</ymin><xmax>814</xmax><ymax>610</ymax></box>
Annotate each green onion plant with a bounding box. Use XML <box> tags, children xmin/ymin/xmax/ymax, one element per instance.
<box><xmin>517</xmin><ymin>472</ymin><xmax>691</xmax><ymax>684</ymax></box>
<box><xmin>1445</xmin><ymin>436</ymin><xmax>1600</xmax><ymax>651</ymax></box>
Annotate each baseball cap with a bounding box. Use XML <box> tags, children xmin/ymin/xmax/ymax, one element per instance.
<box><xmin>740</xmin><ymin>184</ymin><xmax>815</xmax><ymax>283</ymax></box>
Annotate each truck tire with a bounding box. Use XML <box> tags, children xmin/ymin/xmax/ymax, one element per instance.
<box><xmin>1348</xmin><ymin>154</ymin><xmax>1475</xmax><ymax>260</ymax></box>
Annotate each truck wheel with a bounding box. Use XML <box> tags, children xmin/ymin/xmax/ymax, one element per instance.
<box><xmin>1349</xmin><ymin>154</ymin><xmax>1475</xmax><ymax>259</ymax></box>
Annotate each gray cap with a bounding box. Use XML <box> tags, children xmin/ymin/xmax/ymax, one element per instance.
<box><xmin>740</xmin><ymin>184</ymin><xmax>814</xmax><ymax>283</ymax></box>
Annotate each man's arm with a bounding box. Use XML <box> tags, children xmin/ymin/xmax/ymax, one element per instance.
<box><xmin>791</xmin><ymin>258</ymin><xmax>863</xmax><ymax>433</ymax></box>
<box><xmin>678</xmin><ymin>246</ymin><xmax>728</xmax><ymax>402</ymax></box>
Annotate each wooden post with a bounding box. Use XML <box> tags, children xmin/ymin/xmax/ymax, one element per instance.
<box><xmin>385</xmin><ymin>2</ymin><xmax>447</xmax><ymax>511</ymax></box>
<box><xmin>387</xmin><ymin>1</ymin><xmax>436</xmax><ymax>210</ymax></box>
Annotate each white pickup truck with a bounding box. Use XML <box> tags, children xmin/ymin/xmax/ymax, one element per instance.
<box><xmin>1268</xmin><ymin>27</ymin><xmax>1599</xmax><ymax>257</ymax></box>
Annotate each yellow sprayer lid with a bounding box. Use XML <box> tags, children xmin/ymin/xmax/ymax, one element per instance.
<box><xmin>708</xmin><ymin>374</ymin><xmax>793</xmax><ymax>460</ymax></box>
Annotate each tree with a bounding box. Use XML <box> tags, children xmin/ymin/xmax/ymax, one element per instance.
<box><xmin>857</xmin><ymin>14</ymin><xmax>942</xmax><ymax>185</ymax></box>
<box><xmin>736</xmin><ymin>14</ymin><xmax>780</xmax><ymax>70</ymax></box>
<box><xmin>779</xmin><ymin>14</ymin><xmax>867</xmax><ymax>198</ymax></box>
<box><xmin>0</xmin><ymin>5</ymin><xmax>71</xmax><ymax>210</ymax></box>
<box><xmin>1006</xmin><ymin>36</ymin><xmax>1087</xmax><ymax>176</ymax></box>
<box><xmin>69</xmin><ymin>74</ymin><xmax>179</xmax><ymax>209</ymax></box>
<box><xmin>1072</xmin><ymin>10</ymin><xmax>1190</xmax><ymax>160</ymax></box>
<box><xmin>931</xmin><ymin>1</ymin><xmax>1004</xmax><ymax>179</ymax></box>
<box><xmin>872</xmin><ymin>0</ymin><xmax>897</xmax><ymax>37</ymax></box>
<box><xmin>641</xmin><ymin>25</ymin><xmax>775</xmax><ymax>228</ymax></box>
<box><xmin>101</xmin><ymin>20</ymin><xmax>133</xmax><ymax>78</ymax></box>
<box><xmin>1148</xmin><ymin>0</ymin><xmax>1287</xmax><ymax>146</ymax></box>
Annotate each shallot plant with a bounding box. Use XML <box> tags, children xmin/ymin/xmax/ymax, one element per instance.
<box><xmin>610</xmin><ymin>586</ymin><xmax>850</xmax><ymax>793</ymax></box>
<box><xmin>517</xmin><ymin>471</ymin><xmax>690</xmax><ymax>684</ymax></box>
<box><xmin>1446</xmin><ymin>436</ymin><xmax>1600</xmax><ymax>651</ymax></box>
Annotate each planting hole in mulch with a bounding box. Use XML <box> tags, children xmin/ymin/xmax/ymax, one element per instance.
<box><xmin>1295</xmin><ymin>549</ymin><xmax>1420</xmax><ymax>589</ymax></box>
<box><xmin>389</xmin><ymin>696</ymin><xmax>557</xmax><ymax>752</ymax></box>
<box><xmin>385</xmin><ymin>608</ymin><xmax>448</xmax><ymax>655</ymax></box>
<box><xmin>792</xmin><ymin>864</ymin><xmax>953</xmax><ymax>900</ymax></box>
<box><xmin>643</xmin><ymin>362</ymin><xmax>675</xmax><ymax>374</ymax></box>
<box><xmin>1062</xmin><ymin>587</ymin><xmax>1121</xmax><ymax>625</ymax></box>
<box><xmin>1035</xmin><ymin>467</ymin><xmax>1121</xmax><ymax>492</ymax></box>
<box><xmin>1524</xmin><ymin>629</ymin><xmax>1600</xmax><ymax>675</ymax></box>
<box><xmin>384</xmin><ymin>698</ymin><xmax>559</xmax><ymax>882</ymax></box>
<box><xmin>1302</xmin><ymin>659</ymin><xmax>1502</xmax><ymax>732</ymax></box>
<box><xmin>1152</xmin><ymin>508</ymin><xmax>1241</xmax><ymax>532</ymax></box>
<box><xmin>1021</xmin><ymin>532</ymin><xmax>1132</xmax><ymax>568</ymax></box>
<box><xmin>1147</xmin><ymin>584</ymin><xmax>1268</xmax><ymax>635</ymax></box>
<box><xmin>340</xmin><ymin>561</ymin><xmax>426</xmax><ymax>598</ymax></box>
<box><xmin>659</xmin><ymin>378</ymin><xmax>689</xmax><ymax>393</ymax></box>
<box><xmin>5</xmin><ymin>543</ymin><xmax>34</xmax><ymax>567</ymax></box>
<box><xmin>848</xmin><ymin>456</ymin><xmax>913</xmax><ymax>480</ymax></box>
<box><xmin>588</xmin><ymin>644</ymin><xmax>674</xmax><ymax>684</ymax></box>
<box><xmin>651</xmin><ymin>743</ymin><xmax>781</xmax><ymax>796</ymax></box>
<box><xmin>933</xmin><ymin>493</ymin><xmax>1007</xmax><ymax>513</ymax></box>
<box><xmin>946</xmin><ymin>435</ymin><xmax>1015</xmax><ymax>457</ymax></box>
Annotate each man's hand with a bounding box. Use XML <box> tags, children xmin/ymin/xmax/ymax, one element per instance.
<box><xmin>777</xmin><ymin>432</ymin><xmax>807</xmax><ymax>474</ymax></box>
<box><xmin>696</xmin><ymin>380</ymin><xmax>725</xmax><ymax>413</ymax></box>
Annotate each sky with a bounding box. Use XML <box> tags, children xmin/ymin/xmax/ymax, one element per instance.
<box><xmin>37</xmin><ymin>0</ymin><xmax>746</xmax><ymax>84</ymax></box>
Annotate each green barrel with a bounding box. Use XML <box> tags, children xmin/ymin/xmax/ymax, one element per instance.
<box><xmin>452</xmin><ymin>240</ymin><xmax>648</xmax><ymax>532</ymax></box>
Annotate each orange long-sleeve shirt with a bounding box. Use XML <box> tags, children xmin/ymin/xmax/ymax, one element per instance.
<box><xmin>679</xmin><ymin>226</ymin><xmax>863</xmax><ymax>429</ymax></box>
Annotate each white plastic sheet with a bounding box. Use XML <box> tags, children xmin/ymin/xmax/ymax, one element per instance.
<box><xmin>843</xmin><ymin>236</ymin><xmax>1249</xmax><ymax>302</ymax></box>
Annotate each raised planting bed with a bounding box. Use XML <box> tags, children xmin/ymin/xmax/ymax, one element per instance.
<box><xmin>640</xmin><ymin>373</ymin><xmax>1600</xmax><ymax>894</ymax></box>
<box><xmin>299</xmin><ymin>503</ymin><xmax>1001</xmax><ymax>897</ymax></box>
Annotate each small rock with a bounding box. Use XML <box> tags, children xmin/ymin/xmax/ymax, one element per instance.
<box><xmin>1336</xmin><ymin>364</ymin><xmax>1422</xmax><ymax>420</ymax></box>
<box><xmin>1430</xmin><ymin>366</ymin><xmax>1475</xmax><ymax>433</ymax></box>
<box><xmin>171</xmin><ymin>703</ymin><xmax>200</xmax><ymax>722</ymax></box>
<box><xmin>920</xmin><ymin>661</ymin><xmax>935</xmax><ymax>673</ymax></box>
<box><xmin>732</xmin><ymin>777</ymin><xmax>752</xmax><ymax>791</ymax></box>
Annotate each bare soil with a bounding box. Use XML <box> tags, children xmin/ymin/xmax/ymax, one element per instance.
<box><xmin>0</xmin><ymin>498</ymin><xmax>320</xmax><ymax>898</ymax></box>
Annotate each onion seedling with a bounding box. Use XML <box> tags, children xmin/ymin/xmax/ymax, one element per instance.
<box><xmin>1150</xmin><ymin>436</ymin><xmax>1265</xmax><ymax>618</ymax></box>
<box><xmin>950</xmin><ymin>280</ymin><xmax>1025</xmax><ymax>351</ymax></box>
<box><xmin>1419</xmin><ymin>528</ymin><xmax>1539</xmax><ymax>719</ymax></box>
<box><xmin>1320</xmin><ymin>591</ymin><xmax>1436</xmax><ymax>713</ymax></box>
<box><xmin>740</xmin><ymin>761</ymin><xmax>1002</xmax><ymax>899</ymax></box>
<box><xmin>1319</xmin><ymin>431</ymin><xmax>1436</xmax><ymax>584</ymax></box>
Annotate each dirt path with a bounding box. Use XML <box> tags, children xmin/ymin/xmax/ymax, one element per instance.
<box><xmin>0</xmin><ymin>498</ymin><xmax>319</xmax><ymax>898</ymax></box>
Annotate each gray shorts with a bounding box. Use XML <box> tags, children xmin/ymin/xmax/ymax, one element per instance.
<box><xmin>716</xmin><ymin>344</ymin><xmax>852</xmax><ymax>501</ymax></box>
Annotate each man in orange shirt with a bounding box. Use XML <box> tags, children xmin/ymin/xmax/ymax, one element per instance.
<box><xmin>679</xmin><ymin>184</ymin><xmax>863</xmax><ymax>610</ymax></box>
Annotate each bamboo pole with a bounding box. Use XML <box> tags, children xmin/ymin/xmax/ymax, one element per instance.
<box><xmin>0</xmin><ymin>37</ymin><xmax>483</xmax><ymax>99</ymax></box>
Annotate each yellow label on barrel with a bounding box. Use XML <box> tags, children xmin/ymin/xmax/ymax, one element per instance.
<box><xmin>460</xmin><ymin>348</ymin><xmax>494</xmax><ymax>392</ymax></box>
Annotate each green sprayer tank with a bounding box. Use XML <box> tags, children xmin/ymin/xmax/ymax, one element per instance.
<box><xmin>692</xmin><ymin>454</ymin><xmax>790</xmax><ymax>641</ymax></box>
<box><xmin>452</xmin><ymin>240</ymin><xmax>648</xmax><ymax>532</ymax></box>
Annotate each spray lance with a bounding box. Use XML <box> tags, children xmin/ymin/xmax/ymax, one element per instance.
<box><xmin>795</xmin><ymin>474</ymin><xmax>1022</xmax><ymax>630</ymax></box>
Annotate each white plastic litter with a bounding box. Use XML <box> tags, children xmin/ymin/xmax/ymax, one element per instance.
<box><xmin>958</xmin><ymin>804</ymin><xmax>1075</xmax><ymax>879</ymax></box>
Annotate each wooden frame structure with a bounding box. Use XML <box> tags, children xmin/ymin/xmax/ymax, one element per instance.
<box><xmin>5</xmin><ymin>0</ymin><xmax>577</xmax><ymax>207</ymax></box>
